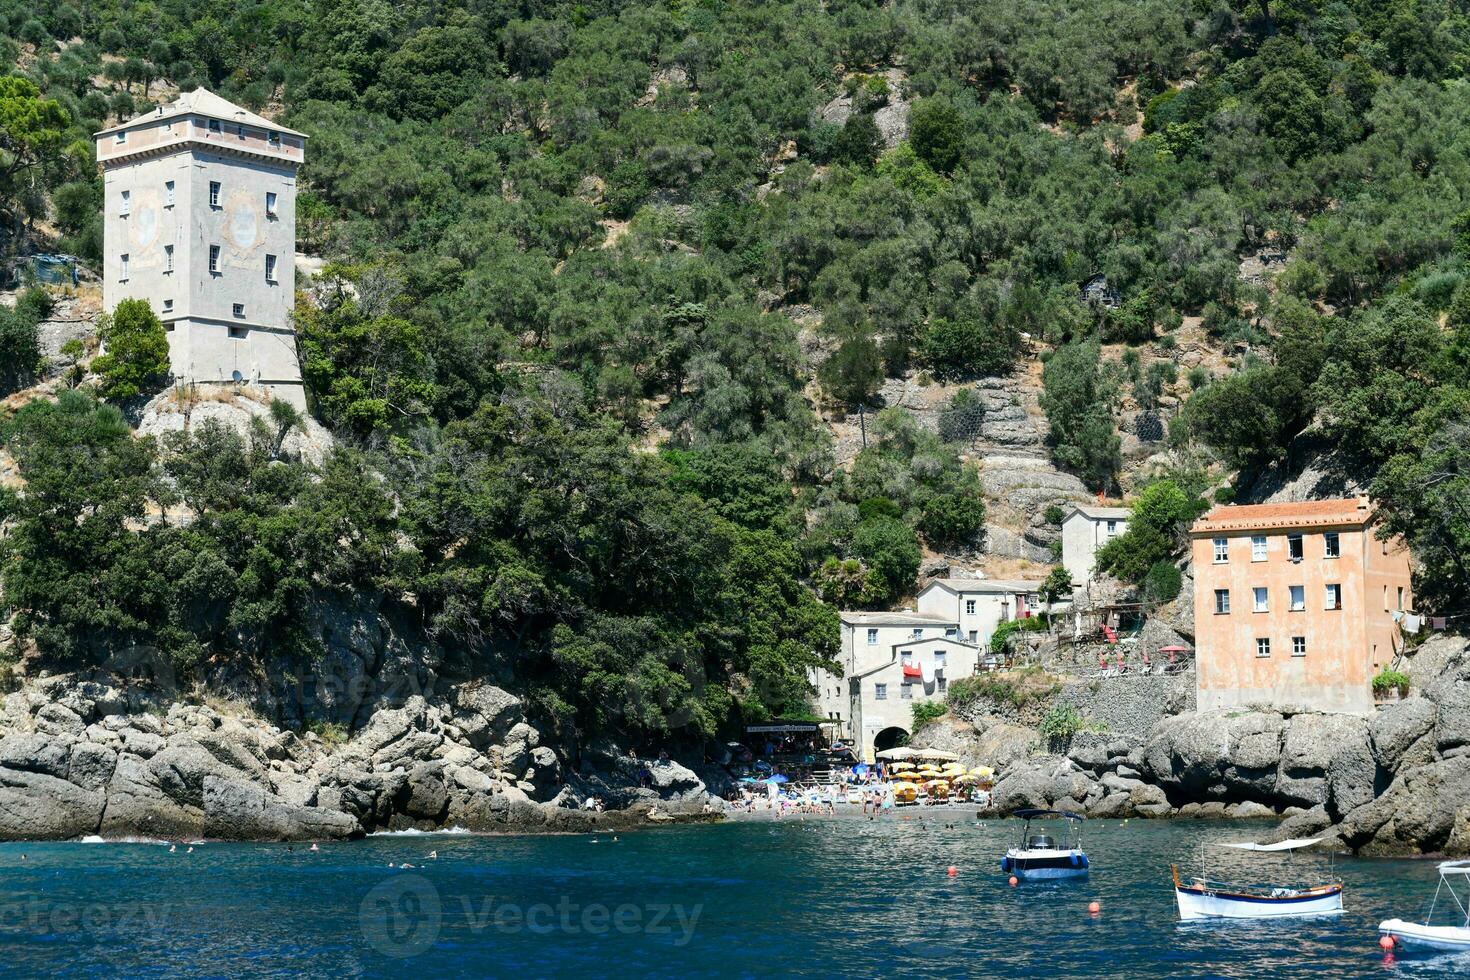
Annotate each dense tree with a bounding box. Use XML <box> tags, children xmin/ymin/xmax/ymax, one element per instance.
<box><xmin>92</xmin><ymin>298</ymin><xmax>170</xmax><ymax>400</ymax></box>
<box><xmin>1041</xmin><ymin>340</ymin><xmax>1120</xmax><ymax>490</ymax></box>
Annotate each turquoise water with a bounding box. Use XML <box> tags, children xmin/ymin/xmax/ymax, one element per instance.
<box><xmin>1</xmin><ymin>817</ymin><xmax>1465</xmax><ymax>978</ymax></box>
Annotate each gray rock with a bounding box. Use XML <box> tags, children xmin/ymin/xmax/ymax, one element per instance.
<box><xmin>0</xmin><ymin>732</ymin><xmax>72</xmax><ymax>778</ymax></box>
<box><xmin>0</xmin><ymin>767</ymin><xmax>104</xmax><ymax>838</ymax></box>
<box><xmin>35</xmin><ymin>702</ymin><xmax>85</xmax><ymax>736</ymax></box>
<box><xmin>1325</xmin><ymin>731</ymin><xmax>1381</xmax><ymax>821</ymax></box>
<box><xmin>1372</xmin><ymin>697</ymin><xmax>1437</xmax><ymax>772</ymax></box>
<box><xmin>1427</xmin><ymin>663</ymin><xmax>1470</xmax><ymax>756</ymax></box>
<box><xmin>1143</xmin><ymin>711</ymin><xmax>1284</xmax><ymax>801</ymax></box>
<box><xmin>991</xmin><ymin>765</ymin><xmax>1053</xmax><ymax>811</ymax></box>
<box><xmin>147</xmin><ymin>739</ymin><xmax>243</xmax><ymax>811</ymax></box>
<box><xmin>1128</xmin><ymin>783</ymin><xmax>1169</xmax><ymax>808</ymax></box>
<box><xmin>101</xmin><ymin>754</ymin><xmax>205</xmax><ymax>838</ymax></box>
<box><xmin>68</xmin><ymin>742</ymin><xmax>118</xmax><ymax>792</ymax></box>
<box><xmin>1089</xmin><ymin>792</ymin><xmax>1133</xmax><ymax>818</ymax></box>
<box><xmin>1276</xmin><ymin>714</ymin><xmax>1369</xmax><ymax>809</ymax></box>
<box><xmin>1338</xmin><ymin>756</ymin><xmax>1470</xmax><ymax>856</ymax></box>
<box><xmin>454</xmin><ymin>682</ymin><xmax>525</xmax><ymax>746</ymax></box>
<box><xmin>121</xmin><ymin>729</ymin><xmax>166</xmax><ymax>758</ymax></box>
<box><xmin>1225</xmin><ymin>801</ymin><xmax>1276</xmax><ymax>819</ymax></box>
<box><xmin>203</xmin><ymin>776</ymin><xmax>359</xmax><ymax>841</ymax></box>
<box><xmin>404</xmin><ymin>763</ymin><xmax>449</xmax><ymax>820</ymax></box>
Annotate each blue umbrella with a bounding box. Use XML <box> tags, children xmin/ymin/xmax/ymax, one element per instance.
<box><xmin>766</xmin><ymin>774</ymin><xmax>789</xmax><ymax>784</ymax></box>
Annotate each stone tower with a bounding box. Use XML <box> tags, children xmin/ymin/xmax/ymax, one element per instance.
<box><xmin>96</xmin><ymin>89</ymin><xmax>308</xmax><ymax>409</ymax></box>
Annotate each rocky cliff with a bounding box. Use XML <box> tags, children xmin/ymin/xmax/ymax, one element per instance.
<box><xmin>0</xmin><ymin>669</ymin><xmax>717</xmax><ymax>841</ymax></box>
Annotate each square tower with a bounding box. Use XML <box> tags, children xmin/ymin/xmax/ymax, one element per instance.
<box><xmin>95</xmin><ymin>89</ymin><xmax>308</xmax><ymax>409</ymax></box>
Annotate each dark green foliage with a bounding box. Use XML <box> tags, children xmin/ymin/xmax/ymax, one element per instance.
<box><xmin>1144</xmin><ymin>560</ymin><xmax>1182</xmax><ymax>602</ymax></box>
<box><xmin>92</xmin><ymin>298</ymin><xmax>169</xmax><ymax>400</ymax></box>
<box><xmin>0</xmin><ymin>287</ymin><xmax>44</xmax><ymax>394</ymax></box>
<box><xmin>1093</xmin><ymin>480</ymin><xmax>1205</xmax><ymax>587</ymax></box>
<box><xmin>851</xmin><ymin>516</ymin><xmax>921</xmax><ymax>606</ymax></box>
<box><xmin>909</xmin><ymin>97</ymin><xmax>964</xmax><ymax>175</ymax></box>
<box><xmin>1041</xmin><ymin>339</ymin><xmax>1119</xmax><ymax>490</ymax></box>
<box><xmin>920</xmin><ymin>314</ymin><xmax>1016</xmax><ymax>379</ymax></box>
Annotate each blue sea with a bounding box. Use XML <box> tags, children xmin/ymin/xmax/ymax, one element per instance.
<box><xmin>1</xmin><ymin>816</ymin><xmax>1465</xmax><ymax>978</ymax></box>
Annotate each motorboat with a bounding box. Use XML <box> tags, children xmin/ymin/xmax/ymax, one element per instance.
<box><xmin>1000</xmin><ymin>808</ymin><xmax>1089</xmax><ymax>880</ymax></box>
<box><xmin>1172</xmin><ymin>838</ymin><xmax>1343</xmax><ymax>921</ymax></box>
<box><xmin>1379</xmin><ymin>860</ymin><xmax>1470</xmax><ymax>954</ymax></box>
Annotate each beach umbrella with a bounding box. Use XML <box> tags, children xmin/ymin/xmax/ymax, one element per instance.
<box><xmin>952</xmin><ymin>774</ymin><xmax>977</xmax><ymax>784</ymax></box>
<box><xmin>895</xmin><ymin>771</ymin><xmax>921</xmax><ymax>780</ymax></box>
<box><xmin>890</xmin><ymin>762</ymin><xmax>916</xmax><ymax>771</ymax></box>
<box><xmin>970</xmin><ymin>765</ymin><xmax>994</xmax><ymax>777</ymax></box>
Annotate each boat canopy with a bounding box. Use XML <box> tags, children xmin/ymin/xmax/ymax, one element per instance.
<box><xmin>1013</xmin><ymin>808</ymin><xmax>1085</xmax><ymax>822</ymax></box>
<box><xmin>1215</xmin><ymin>838</ymin><xmax>1322</xmax><ymax>852</ymax></box>
<box><xmin>1436</xmin><ymin>860</ymin><xmax>1470</xmax><ymax>875</ymax></box>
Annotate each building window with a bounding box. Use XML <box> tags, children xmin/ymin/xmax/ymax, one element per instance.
<box><xmin>965</xmin><ymin>599</ymin><xmax>976</xmax><ymax>615</ymax></box>
<box><xmin>1256</xmin><ymin>638</ymin><xmax>1271</xmax><ymax>658</ymax></box>
<box><xmin>1213</xmin><ymin>537</ymin><xmax>1229</xmax><ymax>563</ymax></box>
<box><xmin>1383</xmin><ymin>585</ymin><xmax>1389</xmax><ymax>611</ymax></box>
<box><xmin>162</xmin><ymin>298</ymin><xmax>173</xmax><ymax>313</ymax></box>
<box><xmin>1292</xmin><ymin>636</ymin><xmax>1307</xmax><ymax>657</ymax></box>
<box><xmin>1324</xmin><ymin>532</ymin><xmax>1339</xmax><ymax>559</ymax></box>
<box><xmin>164</xmin><ymin>244</ymin><xmax>173</xmax><ymax>273</ymax></box>
<box><xmin>1253</xmin><ymin>587</ymin><xmax>1268</xmax><ymax>613</ymax></box>
<box><xmin>209</xmin><ymin>245</ymin><xmax>220</xmax><ymax>274</ymax></box>
<box><xmin>1251</xmin><ymin>535</ymin><xmax>1267</xmax><ymax>561</ymax></box>
<box><xmin>265</xmin><ymin>254</ymin><xmax>277</xmax><ymax>283</ymax></box>
<box><xmin>119</xmin><ymin>253</ymin><xmax>129</xmax><ymax>281</ymax></box>
<box><xmin>1289</xmin><ymin>585</ymin><xmax>1304</xmax><ymax>611</ymax></box>
<box><xmin>1325</xmin><ymin>583</ymin><xmax>1342</xmax><ymax>610</ymax></box>
<box><xmin>119</xmin><ymin>189</ymin><xmax>130</xmax><ymax>216</ymax></box>
<box><xmin>911</xmin><ymin>628</ymin><xmax>923</xmax><ymax>640</ymax></box>
<box><xmin>266</xmin><ymin>191</ymin><xmax>278</xmax><ymax>216</ymax></box>
<box><xmin>900</xmin><ymin>651</ymin><xmax>913</xmax><ymax>666</ymax></box>
<box><xmin>237</xmin><ymin>124</ymin><xmax>246</xmax><ymax>139</ymax></box>
<box><xmin>208</xmin><ymin>119</ymin><xmax>221</xmax><ymax>134</ymax></box>
<box><xmin>1288</xmin><ymin>534</ymin><xmax>1303</xmax><ymax>561</ymax></box>
<box><xmin>937</xmin><ymin>676</ymin><xmax>947</xmax><ymax>692</ymax></box>
<box><xmin>165</xmin><ymin>180</ymin><xmax>175</xmax><ymax>207</ymax></box>
<box><xmin>209</xmin><ymin>181</ymin><xmax>221</xmax><ymax>208</ymax></box>
<box><xmin>1106</xmin><ymin>520</ymin><xmax>1119</xmax><ymax>536</ymax></box>
<box><xmin>866</xmin><ymin>628</ymin><xmax>878</xmax><ymax>646</ymax></box>
<box><xmin>232</xmin><ymin>303</ymin><xmax>245</xmax><ymax>318</ymax></box>
<box><xmin>944</xmin><ymin>627</ymin><xmax>958</xmax><ymax>639</ymax></box>
<box><xmin>228</xmin><ymin>325</ymin><xmax>247</xmax><ymax>339</ymax></box>
<box><xmin>967</xmin><ymin>630</ymin><xmax>977</xmax><ymax>643</ymax></box>
<box><xmin>1214</xmin><ymin>589</ymin><xmax>1230</xmax><ymax>614</ymax></box>
<box><xmin>114</xmin><ymin>130</ymin><xmax>127</xmax><ymax>144</ymax></box>
<box><xmin>900</xmin><ymin>683</ymin><xmax>914</xmax><ymax>700</ymax></box>
<box><xmin>268</xmin><ymin>130</ymin><xmax>280</xmax><ymax>146</ymax></box>
<box><xmin>874</xmin><ymin>683</ymin><xmax>887</xmax><ymax>701</ymax></box>
<box><xmin>1397</xmin><ymin>586</ymin><xmax>1405</xmax><ymax>611</ymax></box>
<box><xmin>935</xmin><ymin>651</ymin><xmax>947</xmax><ymax>667</ymax></box>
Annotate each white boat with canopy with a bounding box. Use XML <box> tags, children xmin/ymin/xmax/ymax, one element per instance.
<box><xmin>1172</xmin><ymin>838</ymin><xmax>1343</xmax><ymax>921</ymax></box>
<box><xmin>1379</xmin><ymin>860</ymin><xmax>1470</xmax><ymax>954</ymax></box>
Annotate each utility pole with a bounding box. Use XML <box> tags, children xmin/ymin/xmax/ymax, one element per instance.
<box><xmin>858</xmin><ymin>404</ymin><xmax>867</xmax><ymax>450</ymax></box>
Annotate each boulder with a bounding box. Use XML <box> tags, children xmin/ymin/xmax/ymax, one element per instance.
<box><xmin>100</xmin><ymin>754</ymin><xmax>205</xmax><ymax>838</ymax></box>
<box><xmin>1275</xmin><ymin>713</ymin><xmax>1369</xmax><ymax>809</ymax></box>
<box><xmin>1427</xmin><ymin>663</ymin><xmax>1470</xmax><ymax>757</ymax></box>
<box><xmin>0</xmin><ymin>767</ymin><xmax>104</xmax><ymax>838</ymax></box>
<box><xmin>1088</xmin><ymin>793</ymin><xmax>1132</xmax><ymax>819</ymax></box>
<box><xmin>990</xmin><ymin>765</ymin><xmax>1053</xmax><ymax>811</ymax></box>
<box><xmin>68</xmin><ymin>742</ymin><xmax>118</xmax><ymax>792</ymax></box>
<box><xmin>1339</xmin><ymin>756</ymin><xmax>1470</xmax><ymax>856</ymax></box>
<box><xmin>203</xmin><ymin>776</ymin><xmax>360</xmax><ymax>841</ymax></box>
<box><xmin>403</xmin><ymin>762</ymin><xmax>449</xmax><ymax>820</ymax></box>
<box><xmin>1371</xmin><ymin>697</ymin><xmax>1437</xmax><ymax>772</ymax></box>
<box><xmin>453</xmin><ymin>682</ymin><xmax>525</xmax><ymax>747</ymax></box>
<box><xmin>147</xmin><ymin>739</ymin><xmax>245</xmax><ymax>811</ymax></box>
<box><xmin>1143</xmin><ymin>710</ymin><xmax>1284</xmax><ymax>801</ymax></box>
<box><xmin>0</xmin><ymin>732</ymin><xmax>72</xmax><ymax>778</ymax></box>
<box><xmin>1225</xmin><ymin>801</ymin><xmax>1276</xmax><ymax>819</ymax></box>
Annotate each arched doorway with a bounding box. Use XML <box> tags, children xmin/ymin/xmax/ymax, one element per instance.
<box><xmin>873</xmin><ymin>726</ymin><xmax>909</xmax><ymax>754</ymax></box>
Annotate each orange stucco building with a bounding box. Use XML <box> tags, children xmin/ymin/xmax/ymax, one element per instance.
<box><xmin>1189</xmin><ymin>498</ymin><xmax>1413</xmax><ymax>715</ymax></box>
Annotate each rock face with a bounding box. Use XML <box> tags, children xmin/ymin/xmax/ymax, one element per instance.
<box><xmin>0</xmin><ymin>673</ymin><xmax>715</xmax><ymax>841</ymax></box>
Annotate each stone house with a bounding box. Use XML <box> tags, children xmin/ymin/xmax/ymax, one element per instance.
<box><xmin>1189</xmin><ymin>498</ymin><xmax>1413</xmax><ymax>715</ymax></box>
<box><xmin>96</xmin><ymin>89</ymin><xmax>308</xmax><ymax>409</ymax></box>
<box><xmin>1061</xmin><ymin>504</ymin><xmax>1131</xmax><ymax>585</ymax></box>
<box><xmin>815</xmin><ymin>577</ymin><xmax>1045</xmax><ymax>760</ymax></box>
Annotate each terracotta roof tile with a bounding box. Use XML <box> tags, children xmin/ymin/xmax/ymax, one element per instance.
<box><xmin>1190</xmin><ymin>497</ymin><xmax>1374</xmax><ymax>534</ymax></box>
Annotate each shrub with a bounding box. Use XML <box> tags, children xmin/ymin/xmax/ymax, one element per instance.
<box><xmin>1039</xmin><ymin>705</ymin><xmax>1085</xmax><ymax>741</ymax></box>
<box><xmin>911</xmin><ymin>700</ymin><xmax>947</xmax><ymax>728</ymax></box>
<box><xmin>1144</xmin><ymin>560</ymin><xmax>1182</xmax><ymax>601</ymax></box>
<box><xmin>917</xmin><ymin>491</ymin><xmax>985</xmax><ymax>547</ymax></box>
<box><xmin>1372</xmin><ymin>669</ymin><xmax>1411</xmax><ymax>694</ymax></box>
<box><xmin>1043</xmin><ymin>504</ymin><xmax>1066</xmax><ymax>525</ymax></box>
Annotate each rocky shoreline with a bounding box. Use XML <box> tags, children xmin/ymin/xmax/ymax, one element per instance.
<box><xmin>0</xmin><ymin>673</ymin><xmax>720</xmax><ymax>842</ymax></box>
<box><xmin>929</xmin><ymin>633</ymin><xmax>1470</xmax><ymax>856</ymax></box>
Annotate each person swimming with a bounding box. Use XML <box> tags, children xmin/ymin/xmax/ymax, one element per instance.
<box><xmin>428</xmin><ymin>850</ymin><xmax>438</xmax><ymax>860</ymax></box>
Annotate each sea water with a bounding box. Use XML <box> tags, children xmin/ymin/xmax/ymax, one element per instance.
<box><xmin>0</xmin><ymin>817</ymin><xmax>1464</xmax><ymax>978</ymax></box>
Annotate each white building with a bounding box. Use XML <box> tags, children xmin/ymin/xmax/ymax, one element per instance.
<box><xmin>96</xmin><ymin>90</ymin><xmax>308</xmax><ymax>409</ymax></box>
<box><xmin>815</xmin><ymin>577</ymin><xmax>1045</xmax><ymax>760</ymax></box>
<box><xmin>1061</xmin><ymin>505</ymin><xmax>1130</xmax><ymax>585</ymax></box>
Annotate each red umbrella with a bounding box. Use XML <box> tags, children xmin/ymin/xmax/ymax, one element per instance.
<box><xmin>1158</xmin><ymin>645</ymin><xmax>1192</xmax><ymax>652</ymax></box>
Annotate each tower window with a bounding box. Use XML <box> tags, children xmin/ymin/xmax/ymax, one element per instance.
<box><xmin>209</xmin><ymin>245</ymin><xmax>220</xmax><ymax>274</ymax></box>
<box><xmin>119</xmin><ymin>253</ymin><xmax>129</xmax><ymax>280</ymax></box>
<box><xmin>165</xmin><ymin>180</ymin><xmax>175</xmax><ymax>207</ymax></box>
<box><xmin>1292</xmin><ymin>636</ymin><xmax>1306</xmax><ymax>657</ymax></box>
<box><xmin>266</xmin><ymin>191</ymin><xmax>278</xmax><ymax>217</ymax></box>
<box><xmin>232</xmin><ymin>303</ymin><xmax>245</xmax><ymax>318</ymax></box>
<box><xmin>164</xmin><ymin>244</ymin><xmax>173</xmax><ymax>273</ymax></box>
<box><xmin>265</xmin><ymin>254</ymin><xmax>277</xmax><ymax>283</ymax></box>
<box><xmin>114</xmin><ymin>130</ymin><xmax>127</xmax><ymax>144</ymax></box>
<box><xmin>208</xmin><ymin>119</ymin><xmax>221</xmax><ymax>134</ymax></box>
<box><xmin>1255</xmin><ymin>638</ymin><xmax>1271</xmax><ymax>658</ymax></box>
<box><xmin>119</xmin><ymin>189</ymin><xmax>130</xmax><ymax>216</ymax></box>
<box><xmin>228</xmin><ymin>325</ymin><xmax>247</xmax><ymax>339</ymax></box>
<box><xmin>1213</xmin><ymin>537</ymin><xmax>1228</xmax><ymax>563</ymax></box>
<box><xmin>209</xmin><ymin>182</ymin><xmax>221</xmax><ymax>208</ymax></box>
<box><xmin>162</xmin><ymin>299</ymin><xmax>173</xmax><ymax>313</ymax></box>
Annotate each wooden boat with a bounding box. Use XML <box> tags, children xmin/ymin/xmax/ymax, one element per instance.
<box><xmin>1172</xmin><ymin>838</ymin><xmax>1343</xmax><ymax>921</ymax></box>
<box><xmin>1380</xmin><ymin>860</ymin><xmax>1470</xmax><ymax>954</ymax></box>
<box><xmin>1001</xmin><ymin>809</ymin><xmax>1089</xmax><ymax>881</ymax></box>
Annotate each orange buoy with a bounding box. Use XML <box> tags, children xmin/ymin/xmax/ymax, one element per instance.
<box><xmin>947</xmin><ymin>866</ymin><xmax>958</xmax><ymax>877</ymax></box>
<box><xmin>1379</xmin><ymin>935</ymin><xmax>1395</xmax><ymax>950</ymax></box>
<box><xmin>1088</xmin><ymin>901</ymin><xmax>1101</xmax><ymax>915</ymax></box>
<box><xmin>1008</xmin><ymin>875</ymin><xmax>1018</xmax><ymax>887</ymax></box>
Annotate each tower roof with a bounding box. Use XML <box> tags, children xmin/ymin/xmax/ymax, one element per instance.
<box><xmin>1188</xmin><ymin>497</ymin><xmax>1375</xmax><ymax>535</ymax></box>
<box><xmin>96</xmin><ymin>88</ymin><xmax>306</xmax><ymax>139</ymax></box>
